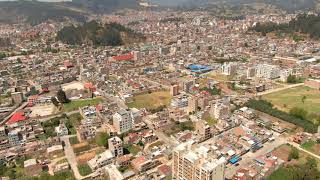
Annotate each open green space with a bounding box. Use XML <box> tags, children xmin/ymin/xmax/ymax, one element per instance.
<box><xmin>269</xmin><ymin>144</ymin><xmax>320</xmax><ymax>180</ymax></box>
<box><xmin>124</xmin><ymin>145</ymin><xmax>141</xmax><ymax>155</ymax></box>
<box><xmin>163</xmin><ymin>120</ymin><xmax>195</xmax><ymax>136</ymax></box>
<box><xmin>204</xmin><ymin>72</ymin><xmax>232</xmax><ymax>81</ymax></box>
<box><xmin>262</xmin><ymin>86</ymin><xmax>320</xmax><ymax>119</ymax></box>
<box><xmin>246</xmin><ymin>99</ymin><xmax>318</xmax><ymax>133</ymax></box>
<box><xmin>77</xmin><ymin>164</ymin><xmax>92</xmax><ymax>176</ymax></box>
<box><xmin>127</xmin><ymin>91</ymin><xmax>172</xmax><ymax>110</ymax></box>
<box><xmin>301</xmin><ymin>140</ymin><xmax>320</xmax><ymax>156</ymax></box>
<box><xmin>202</xmin><ymin>112</ymin><xmax>217</xmax><ymax>126</ymax></box>
<box><xmin>62</xmin><ymin>98</ymin><xmax>103</xmax><ymax>112</ymax></box>
<box><xmin>69</xmin><ymin>136</ymin><xmax>79</xmax><ymax>145</ymax></box>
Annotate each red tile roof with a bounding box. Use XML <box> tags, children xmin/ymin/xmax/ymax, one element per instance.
<box><xmin>7</xmin><ymin>112</ymin><xmax>27</xmax><ymax>124</ymax></box>
<box><xmin>158</xmin><ymin>165</ymin><xmax>171</xmax><ymax>176</ymax></box>
<box><xmin>84</xmin><ymin>83</ymin><xmax>96</xmax><ymax>91</ymax></box>
<box><xmin>112</xmin><ymin>53</ymin><xmax>134</xmax><ymax>61</ymax></box>
<box><xmin>131</xmin><ymin>156</ymin><xmax>147</xmax><ymax>165</ymax></box>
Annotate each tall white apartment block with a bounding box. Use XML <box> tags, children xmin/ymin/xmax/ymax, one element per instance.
<box><xmin>113</xmin><ymin>109</ymin><xmax>133</xmax><ymax>134</ymax></box>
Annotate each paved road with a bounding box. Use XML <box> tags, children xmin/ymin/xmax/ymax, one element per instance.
<box><xmin>257</xmin><ymin>83</ymin><xmax>304</xmax><ymax>96</ymax></box>
<box><xmin>48</xmin><ymin>156</ymin><xmax>67</xmax><ymax>175</ymax></box>
<box><xmin>61</xmin><ymin>135</ymin><xmax>84</xmax><ymax>180</ymax></box>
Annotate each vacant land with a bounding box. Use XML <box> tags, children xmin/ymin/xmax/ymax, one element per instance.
<box><xmin>263</xmin><ymin>86</ymin><xmax>320</xmax><ymax>115</ymax></box>
<box><xmin>29</xmin><ymin>104</ymin><xmax>59</xmax><ymax>117</ymax></box>
<box><xmin>127</xmin><ymin>91</ymin><xmax>172</xmax><ymax>110</ymax></box>
<box><xmin>301</xmin><ymin>140</ymin><xmax>320</xmax><ymax>156</ymax></box>
<box><xmin>271</xmin><ymin>144</ymin><xmax>320</xmax><ymax>170</ymax></box>
<box><xmin>205</xmin><ymin>72</ymin><xmax>231</xmax><ymax>81</ymax></box>
<box><xmin>62</xmin><ymin>98</ymin><xmax>103</xmax><ymax>112</ymax></box>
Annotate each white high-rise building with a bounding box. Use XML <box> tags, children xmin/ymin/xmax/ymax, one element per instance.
<box><xmin>108</xmin><ymin>136</ymin><xmax>123</xmax><ymax>157</ymax></box>
<box><xmin>113</xmin><ymin>109</ymin><xmax>133</xmax><ymax>134</ymax></box>
<box><xmin>172</xmin><ymin>142</ymin><xmax>226</xmax><ymax>180</ymax></box>
<box><xmin>221</xmin><ymin>62</ymin><xmax>237</xmax><ymax>76</ymax></box>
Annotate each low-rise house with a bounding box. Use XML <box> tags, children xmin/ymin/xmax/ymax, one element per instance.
<box><xmin>24</xmin><ymin>159</ymin><xmax>43</xmax><ymax>176</ymax></box>
<box><xmin>55</xmin><ymin>123</ymin><xmax>68</xmax><ymax>136</ymax></box>
<box><xmin>88</xmin><ymin>150</ymin><xmax>114</xmax><ymax>170</ymax></box>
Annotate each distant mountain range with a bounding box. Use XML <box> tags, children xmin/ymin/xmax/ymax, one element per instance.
<box><xmin>148</xmin><ymin>0</ymin><xmax>320</xmax><ymax>12</ymax></box>
<box><xmin>0</xmin><ymin>0</ymin><xmax>320</xmax><ymax>25</ymax></box>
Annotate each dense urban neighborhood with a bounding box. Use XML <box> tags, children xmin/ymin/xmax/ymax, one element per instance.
<box><xmin>0</xmin><ymin>1</ymin><xmax>320</xmax><ymax>180</ymax></box>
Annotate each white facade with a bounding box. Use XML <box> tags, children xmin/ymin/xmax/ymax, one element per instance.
<box><xmin>280</xmin><ymin>69</ymin><xmax>293</xmax><ymax>82</ymax></box>
<box><xmin>256</xmin><ymin>64</ymin><xmax>280</xmax><ymax>79</ymax></box>
<box><xmin>108</xmin><ymin>136</ymin><xmax>123</xmax><ymax>157</ymax></box>
<box><xmin>172</xmin><ymin>142</ymin><xmax>226</xmax><ymax>180</ymax></box>
<box><xmin>221</xmin><ymin>62</ymin><xmax>237</xmax><ymax>76</ymax></box>
<box><xmin>113</xmin><ymin>109</ymin><xmax>133</xmax><ymax>134</ymax></box>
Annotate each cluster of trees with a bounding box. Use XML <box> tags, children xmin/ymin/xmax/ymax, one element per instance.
<box><xmin>57</xmin><ymin>20</ymin><xmax>144</xmax><ymax>46</ymax></box>
<box><xmin>251</xmin><ymin>14</ymin><xmax>320</xmax><ymax>39</ymax></box>
<box><xmin>51</xmin><ymin>89</ymin><xmax>70</xmax><ymax>107</ymax></box>
<box><xmin>0</xmin><ymin>52</ymin><xmax>6</xmax><ymax>60</ymax></box>
<box><xmin>245</xmin><ymin>99</ymin><xmax>317</xmax><ymax>133</ymax></box>
<box><xmin>201</xmin><ymin>86</ymin><xmax>221</xmax><ymax>96</ymax></box>
<box><xmin>149</xmin><ymin>105</ymin><xmax>167</xmax><ymax>114</ymax></box>
<box><xmin>287</xmin><ymin>74</ymin><xmax>304</xmax><ymax>84</ymax></box>
<box><xmin>269</xmin><ymin>156</ymin><xmax>320</xmax><ymax>180</ymax></box>
<box><xmin>288</xmin><ymin>146</ymin><xmax>299</xmax><ymax>161</ymax></box>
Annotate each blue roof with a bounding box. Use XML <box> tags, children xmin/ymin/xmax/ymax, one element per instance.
<box><xmin>187</xmin><ymin>64</ymin><xmax>213</xmax><ymax>73</ymax></box>
<box><xmin>229</xmin><ymin>156</ymin><xmax>240</xmax><ymax>164</ymax></box>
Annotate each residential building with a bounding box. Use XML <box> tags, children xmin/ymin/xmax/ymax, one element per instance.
<box><xmin>195</xmin><ymin>120</ymin><xmax>211</xmax><ymax>142</ymax></box>
<box><xmin>88</xmin><ymin>150</ymin><xmax>114</xmax><ymax>170</ymax></box>
<box><xmin>11</xmin><ymin>92</ymin><xmax>24</xmax><ymax>104</ymax></box>
<box><xmin>55</xmin><ymin>123</ymin><xmax>68</xmax><ymax>136</ymax></box>
<box><xmin>222</xmin><ymin>62</ymin><xmax>237</xmax><ymax>76</ymax></box>
<box><xmin>172</xmin><ymin>142</ymin><xmax>226</xmax><ymax>180</ymax></box>
<box><xmin>188</xmin><ymin>96</ymin><xmax>198</xmax><ymax>113</ymax></box>
<box><xmin>108</xmin><ymin>136</ymin><xmax>123</xmax><ymax>157</ymax></box>
<box><xmin>113</xmin><ymin>109</ymin><xmax>133</xmax><ymax>134</ymax></box>
<box><xmin>170</xmin><ymin>84</ymin><xmax>179</xmax><ymax>96</ymax></box>
<box><xmin>256</xmin><ymin>64</ymin><xmax>280</xmax><ymax>79</ymax></box>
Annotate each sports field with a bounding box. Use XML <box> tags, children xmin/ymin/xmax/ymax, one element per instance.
<box><xmin>262</xmin><ymin>86</ymin><xmax>320</xmax><ymax>115</ymax></box>
<box><xmin>127</xmin><ymin>91</ymin><xmax>172</xmax><ymax>110</ymax></box>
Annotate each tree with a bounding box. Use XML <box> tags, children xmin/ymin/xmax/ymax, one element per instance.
<box><xmin>57</xmin><ymin>89</ymin><xmax>70</xmax><ymax>104</ymax></box>
<box><xmin>289</xmin><ymin>107</ymin><xmax>308</xmax><ymax>120</ymax></box>
<box><xmin>288</xmin><ymin>147</ymin><xmax>299</xmax><ymax>161</ymax></box>
<box><xmin>51</xmin><ymin>97</ymin><xmax>59</xmax><ymax>107</ymax></box>
<box><xmin>301</xmin><ymin>95</ymin><xmax>307</xmax><ymax>104</ymax></box>
<box><xmin>287</xmin><ymin>74</ymin><xmax>297</xmax><ymax>83</ymax></box>
<box><xmin>95</xmin><ymin>132</ymin><xmax>109</xmax><ymax>148</ymax></box>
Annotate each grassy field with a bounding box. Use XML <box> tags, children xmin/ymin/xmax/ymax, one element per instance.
<box><xmin>301</xmin><ymin>140</ymin><xmax>320</xmax><ymax>156</ymax></box>
<box><xmin>77</xmin><ymin>163</ymin><xmax>92</xmax><ymax>176</ymax></box>
<box><xmin>127</xmin><ymin>91</ymin><xmax>172</xmax><ymax>110</ymax></box>
<box><xmin>62</xmin><ymin>98</ymin><xmax>103</xmax><ymax>112</ymax></box>
<box><xmin>202</xmin><ymin>112</ymin><xmax>217</xmax><ymax>126</ymax></box>
<box><xmin>262</xmin><ymin>86</ymin><xmax>320</xmax><ymax>118</ymax></box>
<box><xmin>204</xmin><ymin>72</ymin><xmax>232</xmax><ymax>81</ymax></box>
<box><xmin>124</xmin><ymin>145</ymin><xmax>141</xmax><ymax>155</ymax></box>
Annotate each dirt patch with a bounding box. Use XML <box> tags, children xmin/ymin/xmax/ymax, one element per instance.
<box><xmin>271</xmin><ymin>144</ymin><xmax>291</xmax><ymax>161</ymax></box>
<box><xmin>76</xmin><ymin>151</ymin><xmax>96</xmax><ymax>165</ymax></box>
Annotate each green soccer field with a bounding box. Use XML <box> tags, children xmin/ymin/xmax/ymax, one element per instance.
<box><xmin>262</xmin><ymin>86</ymin><xmax>320</xmax><ymax>116</ymax></box>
